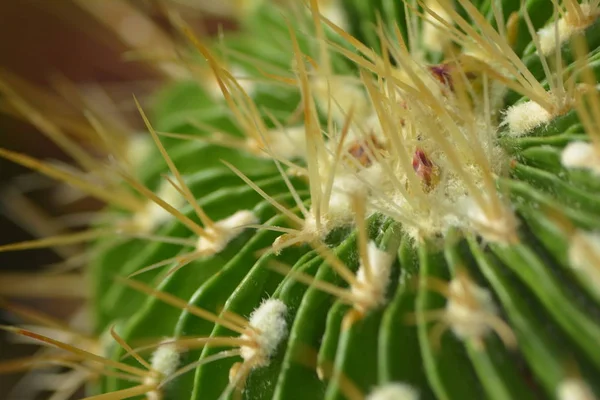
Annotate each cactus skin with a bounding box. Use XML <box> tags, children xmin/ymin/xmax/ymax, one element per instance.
<box><xmin>3</xmin><ymin>1</ymin><xmax>600</xmax><ymax>400</ymax></box>
<box><xmin>85</xmin><ymin>1</ymin><xmax>600</xmax><ymax>399</ymax></box>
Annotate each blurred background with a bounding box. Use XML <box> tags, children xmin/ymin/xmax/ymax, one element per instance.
<box><xmin>0</xmin><ymin>1</ymin><xmax>237</xmax><ymax>397</ymax></box>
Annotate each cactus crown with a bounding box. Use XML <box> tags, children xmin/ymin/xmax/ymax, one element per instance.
<box><xmin>2</xmin><ymin>0</ymin><xmax>600</xmax><ymax>399</ymax></box>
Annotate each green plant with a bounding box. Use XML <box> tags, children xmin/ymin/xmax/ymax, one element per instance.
<box><xmin>2</xmin><ymin>0</ymin><xmax>600</xmax><ymax>399</ymax></box>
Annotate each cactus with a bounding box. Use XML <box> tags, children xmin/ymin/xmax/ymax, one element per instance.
<box><xmin>2</xmin><ymin>0</ymin><xmax>600</xmax><ymax>399</ymax></box>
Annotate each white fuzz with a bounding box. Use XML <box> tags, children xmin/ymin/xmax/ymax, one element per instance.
<box><xmin>150</xmin><ymin>340</ymin><xmax>180</xmax><ymax>377</ymax></box>
<box><xmin>207</xmin><ymin>65</ymin><xmax>255</xmax><ymax>99</ymax></box>
<box><xmin>196</xmin><ymin>210</ymin><xmax>258</xmax><ymax>254</ymax></box>
<box><xmin>503</xmin><ymin>100</ymin><xmax>553</xmax><ymax>136</ymax></box>
<box><xmin>312</xmin><ymin>76</ymin><xmax>371</xmax><ymax>125</ymax></box>
<box><xmin>240</xmin><ymin>299</ymin><xmax>288</xmax><ymax>367</ymax></box>
<box><xmin>319</xmin><ymin>0</ymin><xmax>348</xmax><ymax>30</ymax></box>
<box><xmin>326</xmin><ymin>189</ymin><xmax>354</xmax><ymax>224</ymax></box>
<box><xmin>326</xmin><ymin>163</ymin><xmax>387</xmax><ymax>228</ymax></box>
<box><xmin>557</xmin><ymin>378</ymin><xmax>596</xmax><ymax>400</ymax></box>
<box><xmin>327</xmin><ymin>173</ymin><xmax>368</xmax><ymax>221</ymax></box>
<box><xmin>422</xmin><ymin>0</ymin><xmax>453</xmax><ymax>53</ymax></box>
<box><xmin>255</xmin><ymin>125</ymin><xmax>307</xmax><ymax>160</ymax></box>
<box><xmin>231</xmin><ymin>66</ymin><xmax>256</xmax><ymax>96</ymax></box>
<box><xmin>303</xmin><ymin>212</ymin><xmax>328</xmax><ymax>240</ymax></box>
<box><xmin>538</xmin><ymin>18</ymin><xmax>574</xmax><ymax>56</ymax></box>
<box><xmin>539</xmin><ymin>4</ymin><xmax>596</xmax><ymax>55</ymax></box>
<box><xmin>351</xmin><ymin>241</ymin><xmax>394</xmax><ymax>313</ymax></box>
<box><xmin>461</xmin><ymin>197</ymin><xmax>519</xmax><ymax>244</ymax></box>
<box><xmin>271</xmin><ymin>213</ymin><xmax>328</xmax><ymax>254</ymax></box>
<box><xmin>145</xmin><ymin>339</ymin><xmax>180</xmax><ymax>400</ymax></box>
<box><xmin>132</xmin><ymin>178</ymin><xmax>184</xmax><ymax>232</ymax></box>
<box><xmin>561</xmin><ymin>141</ymin><xmax>600</xmax><ymax>175</ymax></box>
<box><xmin>445</xmin><ymin>278</ymin><xmax>498</xmax><ymax>341</ymax></box>
<box><xmin>126</xmin><ymin>134</ymin><xmax>155</xmax><ymax>170</ymax></box>
<box><xmin>569</xmin><ymin>230</ymin><xmax>600</xmax><ymax>290</ymax></box>
<box><xmin>275</xmin><ymin>160</ymin><xmax>386</xmax><ymax>250</ymax></box>
<box><xmin>366</xmin><ymin>383</ymin><xmax>419</xmax><ymax>400</ymax></box>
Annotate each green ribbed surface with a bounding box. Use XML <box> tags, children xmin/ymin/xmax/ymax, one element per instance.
<box><xmin>90</xmin><ymin>2</ymin><xmax>600</xmax><ymax>399</ymax></box>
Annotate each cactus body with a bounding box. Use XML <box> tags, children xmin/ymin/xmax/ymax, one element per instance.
<box><xmin>3</xmin><ymin>1</ymin><xmax>600</xmax><ymax>400</ymax></box>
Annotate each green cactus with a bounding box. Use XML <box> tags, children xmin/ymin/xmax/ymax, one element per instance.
<box><xmin>3</xmin><ymin>0</ymin><xmax>600</xmax><ymax>399</ymax></box>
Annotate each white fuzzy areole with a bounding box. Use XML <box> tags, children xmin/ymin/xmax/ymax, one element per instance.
<box><xmin>126</xmin><ymin>134</ymin><xmax>155</xmax><ymax>170</ymax></box>
<box><xmin>504</xmin><ymin>100</ymin><xmax>553</xmax><ymax>136</ymax></box>
<box><xmin>538</xmin><ymin>18</ymin><xmax>573</xmax><ymax>55</ymax></box>
<box><xmin>302</xmin><ymin>212</ymin><xmax>326</xmax><ymax>240</ymax></box>
<box><xmin>271</xmin><ymin>212</ymin><xmax>328</xmax><ymax>255</ymax></box>
<box><xmin>326</xmin><ymin>163</ymin><xmax>386</xmax><ymax>226</ymax></box>
<box><xmin>150</xmin><ymin>340</ymin><xmax>180</xmax><ymax>377</ymax></box>
<box><xmin>327</xmin><ymin>185</ymin><xmax>353</xmax><ymax>216</ymax></box>
<box><xmin>264</xmin><ymin>125</ymin><xmax>307</xmax><ymax>160</ymax></box>
<box><xmin>326</xmin><ymin>173</ymin><xmax>365</xmax><ymax>224</ymax></box>
<box><xmin>231</xmin><ymin>66</ymin><xmax>256</xmax><ymax>96</ymax></box>
<box><xmin>557</xmin><ymin>378</ymin><xmax>596</xmax><ymax>400</ymax></box>
<box><xmin>539</xmin><ymin>4</ymin><xmax>595</xmax><ymax>56</ymax></box>
<box><xmin>462</xmin><ymin>197</ymin><xmax>518</xmax><ymax>244</ymax></box>
<box><xmin>207</xmin><ymin>65</ymin><xmax>256</xmax><ymax>99</ymax></box>
<box><xmin>319</xmin><ymin>0</ymin><xmax>348</xmax><ymax>30</ymax></box>
<box><xmin>196</xmin><ymin>210</ymin><xmax>258</xmax><ymax>254</ymax></box>
<box><xmin>561</xmin><ymin>141</ymin><xmax>600</xmax><ymax>174</ymax></box>
<box><xmin>312</xmin><ymin>76</ymin><xmax>371</xmax><ymax>125</ymax></box>
<box><xmin>361</xmin><ymin>112</ymin><xmax>387</xmax><ymax>143</ymax></box>
<box><xmin>422</xmin><ymin>0</ymin><xmax>453</xmax><ymax>53</ymax></box>
<box><xmin>132</xmin><ymin>179</ymin><xmax>184</xmax><ymax>233</ymax></box>
<box><xmin>446</xmin><ymin>278</ymin><xmax>498</xmax><ymax>341</ymax></box>
<box><xmin>240</xmin><ymin>299</ymin><xmax>288</xmax><ymax>367</ymax></box>
<box><xmin>366</xmin><ymin>382</ymin><xmax>420</xmax><ymax>400</ymax></box>
<box><xmin>351</xmin><ymin>241</ymin><xmax>394</xmax><ymax>313</ymax></box>
<box><xmin>570</xmin><ymin>230</ymin><xmax>600</xmax><ymax>268</ymax></box>
<box><xmin>569</xmin><ymin>230</ymin><xmax>600</xmax><ymax>290</ymax></box>
<box><xmin>145</xmin><ymin>339</ymin><xmax>180</xmax><ymax>400</ymax></box>
<box><xmin>289</xmin><ymin>159</ymin><xmax>387</xmax><ymax>246</ymax></box>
